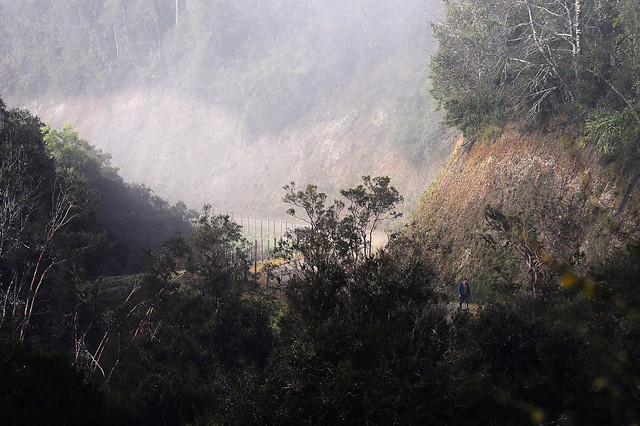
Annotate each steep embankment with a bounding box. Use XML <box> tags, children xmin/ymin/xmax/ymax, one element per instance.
<box><xmin>15</xmin><ymin>88</ymin><xmax>455</xmax><ymax>220</ymax></box>
<box><xmin>410</xmin><ymin>125</ymin><xmax>640</xmax><ymax>298</ymax></box>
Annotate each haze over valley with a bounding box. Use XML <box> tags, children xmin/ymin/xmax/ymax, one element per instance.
<box><xmin>2</xmin><ymin>0</ymin><xmax>454</xmax><ymax>218</ymax></box>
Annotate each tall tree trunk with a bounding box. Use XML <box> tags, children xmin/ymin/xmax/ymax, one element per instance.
<box><xmin>526</xmin><ymin>2</ymin><xmax>575</xmax><ymax>102</ymax></box>
<box><xmin>574</xmin><ymin>0</ymin><xmax>581</xmax><ymax>55</ymax></box>
<box><xmin>113</xmin><ymin>25</ymin><xmax>120</xmax><ymax>60</ymax></box>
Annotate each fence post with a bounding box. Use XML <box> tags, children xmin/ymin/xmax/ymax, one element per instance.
<box><xmin>254</xmin><ymin>239</ymin><xmax>258</xmax><ymax>284</ymax></box>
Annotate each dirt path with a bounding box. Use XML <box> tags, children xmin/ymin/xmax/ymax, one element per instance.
<box><xmin>447</xmin><ymin>302</ymin><xmax>480</xmax><ymax>318</ymax></box>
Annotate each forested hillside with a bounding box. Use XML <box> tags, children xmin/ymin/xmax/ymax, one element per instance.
<box><xmin>430</xmin><ymin>0</ymin><xmax>640</xmax><ymax>139</ymax></box>
<box><xmin>417</xmin><ymin>0</ymin><xmax>640</xmax><ymax>297</ymax></box>
<box><xmin>403</xmin><ymin>1</ymin><xmax>640</xmax><ymax>423</ymax></box>
<box><xmin>3</xmin><ymin>1</ymin><xmax>640</xmax><ymax>424</ymax></box>
<box><xmin>2</xmin><ymin>0</ymin><xmax>440</xmax><ymax>132</ymax></box>
<box><xmin>0</xmin><ymin>98</ymin><xmax>191</xmax><ymax>349</ymax></box>
<box><xmin>1</xmin><ymin>0</ymin><xmax>454</xmax><ymax>216</ymax></box>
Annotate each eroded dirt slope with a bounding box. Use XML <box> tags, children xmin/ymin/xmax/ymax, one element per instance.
<box><xmin>410</xmin><ymin>126</ymin><xmax>640</xmax><ymax>296</ymax></box>
<box><xmin>16</xmin><ymin>88</ymin><xmax>456</xmax><ymax>219</ymax></box>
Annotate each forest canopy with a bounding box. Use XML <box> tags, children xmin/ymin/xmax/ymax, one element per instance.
<box><xmin>430</xmin><ymin>0</ymin><xmax>640</xmax><ymax>140</ymax></box>
<box><xmin>2</xmin><ymin>95</ymin><xmax>640</xmax><ymax>423</ymax></box>
<box><xmin>0</xmin><ymin>0</ymin><xmax>441</xmax><ymax>133</ymax></box>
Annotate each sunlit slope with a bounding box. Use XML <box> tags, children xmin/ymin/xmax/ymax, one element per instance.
<box><xmin>409</xmin><ymin>126</ymin><xmax>640</xmax><ymax>298</ymax></box>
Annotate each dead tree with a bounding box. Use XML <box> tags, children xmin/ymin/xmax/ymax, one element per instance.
<box><xmin>484</xmin><ymin>204</ymin><xmax>547</xmax><ymax>297</ymax></box>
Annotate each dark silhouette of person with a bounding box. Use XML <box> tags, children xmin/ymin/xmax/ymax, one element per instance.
<box><xmin>458</xmin><ymin>278</ymin><xmax>470</xmax><ymax>309</ymax></box>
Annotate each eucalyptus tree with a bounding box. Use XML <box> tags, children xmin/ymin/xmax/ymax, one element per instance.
<box><xmin>0</xmin><ymin>101</ymin><xmax>93</xmax><ymax>343</ymax></box>
<box><xmin>430</xmin><ymin>0</ymin><xmax>639</xmax><ymax>134</ymax></box>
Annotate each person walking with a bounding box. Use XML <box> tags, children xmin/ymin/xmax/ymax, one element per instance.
<box><xmin>458</xmin><ymin>278</ymin><xmax>470</xmax><ymax>309</ymax></box>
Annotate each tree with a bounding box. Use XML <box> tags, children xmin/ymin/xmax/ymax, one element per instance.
<box><xmin>277</xmin><ymin>176</ymin><xmax>405</xmax><ymax>329</ymax></box>
<box><xmin>0</xmin><ymin>338</ymin><xmax>109</xmax><ymax>425</ymax></box>
<box><xmin>76</xmin><ymin>206</ymin><xmax>274</xmax><ymax>423</ymax></box>
<box><xmin>221</xmin><ymin>178</ymin><xmax>449</xmax><ymax>424</ymax></box>
<box><xmin>0</xmin><ymin>106</ymin><xmax>55</xmax><ymax>332</ymax></box>
<box><xmin>483</xmin><ymin>204</ymin><xmax>548</xmax><ymax>297</ymax></box>
<box><xmin>184</xmin><ymin>205</ymin><xmax>251</xmax><ymax>318</ymax></box>
<box><xmin>282</xmin><ymin>175</ymin><xmax>402</xmax><ymax>269</ymax></box>
<box><xmin>0</xmin><ymin>103</ymin><xmax>93</xmax><ymax>343</ymax></box>
<box><xmin>430</xmin><ymin>0</ymin><xmax>514</xmax><ymax>134</ymax></box>
<box><xmin>340</xmin><ymin>176</ymin><xmax>403</xmax><ymax>258</ymax></box>
<box><xmin>430</xmin><ymin>0</ymin><xmax>639</xmax><ymax>133</ymax></box>
<box><xmin>18</xmin><ymin>169</ymin><xmax>90</xmax><ymax>342</ymax></box>
<box><xmin>42</xmin><ymin>123</ymin><xmax>195</xmax><ymax>274</ymax></box>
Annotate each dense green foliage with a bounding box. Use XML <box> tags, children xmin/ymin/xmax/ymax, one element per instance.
<box><xmin>3</xmin><ymin>112</ymin><xmax>640</xmax><ymax>422</ymax></box>
<box><xmin>95</xmin><ymin>207</ymin><xmax>274</xmax><ymax>424</ymax></box>
<box><xmin>1</xmin><ymin>100</ymin><xmax>98</xmax><ymax>346</ymax></box>
<box><xmin>0</xmin><ymin>97</ymin><xmax>273</xmax><ymax>423</ymax></box>
<box><xmin>0</xmin><ymin>0</ymin><xmax>440</xmax><ymax>134</ymax></box>
<box><xmin>3</xmin><ymin>82</ymin><xmax>640</xmax><ymax>423</ymax></box>
<box><xmin>219</xmin><ymin>180</ymin><xmax>640</xmax><ymax>425</ymax></box>
<box><xmin>0</xmin><ymin>339</ymin><xmax>107</xmax><ymax>424</ymax></box>
<box><xmin>42</xmin><ymin>124</ymin><xmax>194</xmax><ymax>273</ymax></box>
<box><xmin>0</xmin><ymin>98</ymin><xmax>191</xmax><ymax>347</ymax></box>
<box><xmin>431</xmin><ymin>0</ymin><xmax>640</xmax><ymax>141</ymax></box>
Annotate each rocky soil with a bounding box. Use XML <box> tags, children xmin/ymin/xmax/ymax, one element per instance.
<box><xmin>410</xmin><ymin>125</ymin><xmax>640</xmax><ymax>296</ymax></box>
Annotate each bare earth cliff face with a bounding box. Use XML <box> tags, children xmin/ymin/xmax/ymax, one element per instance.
<box><xmin>410</xmin><ymin>125</ymin><xmax>640</xmax><ymax>297</ymax></box>
<box><xmin>17</xmin><ymin>88</ymin><xmax>455</xmax><ymax>220</ymax></box>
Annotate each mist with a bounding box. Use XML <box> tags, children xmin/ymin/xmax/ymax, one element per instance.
<box><xmin>1</xmin><ymin>0</ymin><xmax>453</xmax><ymax>219</ymax></box>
